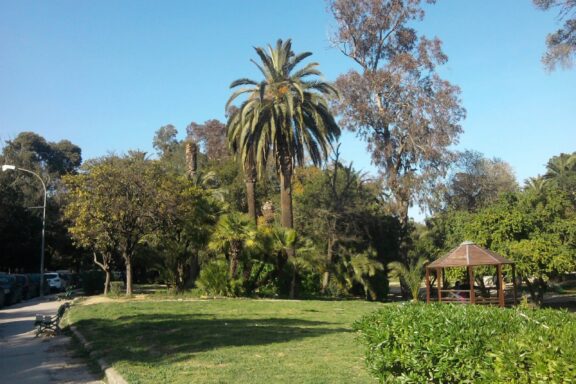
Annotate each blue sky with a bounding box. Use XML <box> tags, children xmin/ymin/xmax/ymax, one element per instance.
<box><xmin>1</xmin><ymin>0</ymin><xmax>575</xmax><ymax>219</ymax></box>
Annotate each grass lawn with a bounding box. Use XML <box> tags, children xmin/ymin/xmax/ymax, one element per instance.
<box><xmin>67</xmin><ymin>298</ymin><xmax>383</xmax><ymax>383</ymax></box>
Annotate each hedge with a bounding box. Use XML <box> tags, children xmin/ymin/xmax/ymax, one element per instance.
<box><xmin>354</xmin><ymin>303</ymin><xmax>576</xmax><ymax>383</ymax></box>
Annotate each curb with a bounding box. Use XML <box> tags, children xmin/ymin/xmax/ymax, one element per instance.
<box><xmin>69</xmin><ymin>325</ymin><xmax>129</xmax><ymax>384</ymax></box>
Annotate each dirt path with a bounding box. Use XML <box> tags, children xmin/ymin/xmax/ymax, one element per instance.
<box><xmin>0</xmin><ymin>296</ymin><xmax>103</xmax><ymax>383</ymax></box>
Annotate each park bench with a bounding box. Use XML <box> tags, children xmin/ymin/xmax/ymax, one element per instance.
<box><xmin>34</xmin><ymin>302</ymin><xmax>69</xmax><ymax>337</ymax></box>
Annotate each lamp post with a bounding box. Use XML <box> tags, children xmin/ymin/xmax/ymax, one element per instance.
<box><xmin>2</xmin><ymin>165</ymin><xmax>47</xmax><ymax>297</ymax></box>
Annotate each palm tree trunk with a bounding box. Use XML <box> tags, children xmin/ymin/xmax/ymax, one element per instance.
<box><xmin>245</xmin><ymin>159</ymin><xmax>257</xmax><ymax>224</ymax></box>
<box><xmin>279</xmin><ymin>160</ymin><xmax>294</xmax><ymax>229</ymax></box>
<box><xmin>279</xmin><ymin>163</ymin><xmax>295</xmax><ymax>274</ymax></box>
<box><xmin>229</xmin><ymin>242</ymin><xmax>241</xmax><ymax>279</ymax></box>
<box><xmin>245</xmin><ymin>178</ymin><xmax>257</xmax><ymax>225</ymax></box>
<box><xmin>185</xmin><ymin>141</ymin><xmax>198</xmax><ymax>180</ymax></box>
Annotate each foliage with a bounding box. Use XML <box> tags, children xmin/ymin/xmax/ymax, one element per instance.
<box><xmin>387</xmin><ymin>257</ymin><xmax>428</xmax><ymax>302</ymax></box>
<box><xmin>329</xmin><ymin>0</ymin><xmax>465</xmax><ymax>227</ymax></box>
<box><xmin>347</xmin><ymin>250</ymin><xmax>385</xmax><ymax>301</ymax></box>
<box><xmin>195</xmin><ymin>259</ymin><xmax>231</xmax><ymax>296</ymax></box>
<box><xmin>354</xmin><ymin>303</ymin><xmax>576</xmax><ymax>383</ymax></box>
<box><xmin>108</xmin><ymin>281</ymin><xmax>125</xmax><ymax>296</ymax></box>
<box><xmin>187</xmin><ymin>119</ymin><xmax>230</xmax><ymax>162</ymax></box>
<box><xmin>147</xmin><ymin>175</ymin><xmax>220</xmax><ymax>291</ymax></box>
<box><xmin>63</xmin><ymin>153</ymin><xmax>164</xmax><ymax>295</ymax></box>
<box><xmin>293</xmin><ymin>151</ymin><xmax>401</xmax><ymax>299</ymax></box>
<box><xmin>534</xmin><ymin>0</ymin><xmax>576</xmax><ymax>70</ymax></box>
<box><xmin>543</xmin><ymin>151</ymin><xmax>576</xmax><ymax>198</ymax></box>
<box><xmin>0</xmin><ymin>132</ymin><xmax>83</xmax><ymax>272</ymax></box>
<box><xmin>153</xmin><ymin>124</ymin><xmax>179</xmax><ymax>158</ymax></box>
<box><xmin>443</xmin><ymin>150</ymin><xmax>518</xmax><ymax>212</ymax></box>
<box><xmin>208</xmin><ymin>212</ymin><xmax>258</xmax><ymax>279</ymax></box>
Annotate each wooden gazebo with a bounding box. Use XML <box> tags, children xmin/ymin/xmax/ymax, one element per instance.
<box><xmin>425</xmin><ymin>241</ymin><xmax>517</xmax><ymax>307</ymax></box>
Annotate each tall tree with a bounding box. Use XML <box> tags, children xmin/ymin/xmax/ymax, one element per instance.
<box><xmin>329</xmin><ymin>0</ymin><xmax>465</xmax><ymax>230</ymax></box>
<box><xmin>63</xmin><ymin>154</ymin><xmax>161</xmax><ymax>295</ymax></box>
<box><xmin>534</xmin><ymin>0</ymin><xmax>576</xmax><ymax>70</ymax></box>
<box><xmin>444</xmin><ymin>151</ymin><xmax>518</xmax><ymax>212</ymax></box>
<box><xmin>187</xmin><ymin>119</ymin><xmax>230</xmax><ymax>162</ymax></box>
<box><xmin>1</xmin><ymin>132</ymin><xmax>82</xmax><ymax>272</ymax></box>
<box><xmin>148</xmin><ymin>176</ymin><xmax>219</xmax><ymax>291</ymax></box>
<box><xmin>543</xmin><ymin>152</ymin><xmax>576</xmax><ymax>195</ymax></box>
<box><xmin>226</xmin><ymin>39</ymin><xmax>340</xmax><ymax>235</ymax></box>
<box><xmin>153</xmin><ymin>124</ymin><xmax>179</xmax><ymax>158</ymax></box>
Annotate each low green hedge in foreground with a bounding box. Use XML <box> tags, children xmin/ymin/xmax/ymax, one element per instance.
<box><xmin>354</xmin><ymin>303</ymin><xmax>576</xmax><ymax>383</ymax></box>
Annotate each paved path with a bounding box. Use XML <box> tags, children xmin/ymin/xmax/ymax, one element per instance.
<box><xmin>0</xmin><ymin>296</ymin><xmax>103</xmax><ymax>383</ymax></box>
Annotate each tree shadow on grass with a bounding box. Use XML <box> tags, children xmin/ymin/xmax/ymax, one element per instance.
<box><xmin>74</xmin><ymin>314</ymin><xmax>349</xmax><ymax>365</ymax></box>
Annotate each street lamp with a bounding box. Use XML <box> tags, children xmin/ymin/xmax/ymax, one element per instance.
<box><xmin>2</xmin><ymin>164</ymin><xmax>47</xmax><ymax>297</ymax></box>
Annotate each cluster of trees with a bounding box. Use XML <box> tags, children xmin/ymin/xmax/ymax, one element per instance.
<box><xmin>1</xmin><ymin>1</ymin><xmax>573</xmax><ymax>304</ymax></box>
<box><xmin>415</xmin><ymin>152</ymin><xmax>576</xmax><ymax>306</ymax></box>
<box><xmin>0</xmin><ymin>132</ymin><xmax>82</xmax><ymax>272</ymax></box>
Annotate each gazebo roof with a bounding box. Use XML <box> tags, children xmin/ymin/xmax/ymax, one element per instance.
<box><xmin>427</xmin><ymin>241</ymin><xmax>514</xmax><ymax>268</ymax></box>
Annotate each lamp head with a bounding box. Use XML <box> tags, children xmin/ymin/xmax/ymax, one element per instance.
<box><xmin>2</xmin><ymin>165</ymin><xmax>16</xmax><ymax>172</ymax></box>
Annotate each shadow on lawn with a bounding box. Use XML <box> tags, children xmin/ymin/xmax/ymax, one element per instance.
<box><xmin>74</xmin><ymin>314</ymin><xmax>349</xmax><ymax>365</ymax></box>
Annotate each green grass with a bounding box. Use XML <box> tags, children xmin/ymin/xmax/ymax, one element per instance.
<box><xmin>68</xmin><ymin>298</ymin><xmax>383</xmax><ymax>384</ymax></box>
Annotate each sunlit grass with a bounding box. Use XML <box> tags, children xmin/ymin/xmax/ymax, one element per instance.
<box><xmin>68</xmin><ymin>298</ymin><xmax>383</xmax><ymax>383</ymax></box>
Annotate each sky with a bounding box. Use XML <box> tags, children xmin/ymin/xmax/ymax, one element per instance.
<box><xmin>1</xmin><ymin>0</ymin><xmax>575</xmax><ymax>220</ymax></box>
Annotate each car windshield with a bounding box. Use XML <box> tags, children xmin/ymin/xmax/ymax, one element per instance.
<box><xmin>0</xmin><ymin>276</ymin><xmax>10</xmax><ymax>283</ymax></box>
<box><xmin>45</xmin><ymin>273</ymin><xmax>58</xmax><ymax>279</ymax></box>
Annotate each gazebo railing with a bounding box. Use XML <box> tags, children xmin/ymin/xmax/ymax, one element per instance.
<box><xmin>431</xmin><ymin>288</ymin><xmax>516</xmax><ymax>305</ymax></box>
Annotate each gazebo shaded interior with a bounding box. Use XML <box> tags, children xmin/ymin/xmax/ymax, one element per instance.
<box><xmin>425</xmin><ymin>241</ymin><xmax>517</xmax><ymax>307</ymax></box>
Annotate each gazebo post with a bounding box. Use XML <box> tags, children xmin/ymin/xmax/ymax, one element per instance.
<box><xmin>437</xmin><ymin>268</ymin><xmax>442</xmax><ymax>303</ymax></box>
<box><xmin>497</xmin><ymin>264</ymin><xmax>504</xmax><ymax>307</ymax></box>
<box><xmin>468</xmin><ymin>266</ymin><xmax>475</xmax><ymax>304</ymax></box>
<box><xmin>425</xmin><ymin>268</ymin><xmax>430</xmax><ymax>304</ymax></box>
<box><xmin>512</xmin><ymin>264</ymin><xmax>517</xmax><ymax>306</ymax></box>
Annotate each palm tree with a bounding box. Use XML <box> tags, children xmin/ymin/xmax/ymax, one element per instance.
<box><xmin>226</xmin><ymin>39</ymin><xmax>340</xmax><ymax>233</ymax></box>
<box><xmin>347</xmin><ymin>251</ymin><xmax>384</xmax><ymax>301</ymax></box>
<box><xmin>387</xmin><ymin>257</ymin><xmax>429</xmax><ymax>302</ymax></box>
<box><xmin>544</xmin><ymin>153</ymin><xmax>576</xmax><ymax>181</ymax></box>
<box><xmin>208</xmin><ymin>212</ymin><xmax>257</xmax><ymax>279</ymax></box>
<box><xmin>524</xmin><ymin>176</ymin><xmax>548</xmax><ymax>194</ymax></box>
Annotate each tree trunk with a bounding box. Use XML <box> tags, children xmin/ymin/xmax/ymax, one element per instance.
<box><xmin>124</xmin><ymin>253</ymin><xmax>133</xmax><ymax>296</ymax></box>
<box><xmin>229</xmin><ymin>242</ymin><xmax>240</xmax><ymax>279</ymax></box>
<box><xmin>93</xmin><ymin>252</ymin><xmax>111</xmax><ymax>295</ymax></box>
<box><xmin>185</xmin><ymin>140</ymin><xmax>198</xmax><ymax>180</ymax></box>
<box><xmin>289</xmin><ymin>268</ymin><xmax>297</xmax><ymax>299</ymax></box>
<box><xmin>104</xmin><ymin>270</ymin><xmax>111</xmax><ymax>296</ymax></box>
<box><xmin>244</xmin><ymin>161</ymin><xmax>257</xmax><ymax>224</ymax></box>
<box><xmin>524</xmin><ymin>276</ymin><xmax>547</xmax><ymax>307</ymax></box>
<box><xmin>279</xmin><ymin>157</ymin><xmax>294</xmax><ymax>229</ymax></box>
<box><xmin>321</xmin><ymin>236</ymin><xmax>335</xmax><ymax>294</ymax></box>
<box><xmin>246</xmin><ymin>181</ymin><xmax>257</xmax><ymax>224</ymax></box>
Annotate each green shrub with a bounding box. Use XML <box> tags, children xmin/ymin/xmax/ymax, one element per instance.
<box><xmin>196</xmin><ymin>260</ymin><xmax>230</xmax><ymax>296</ymax></box>
<box><xmin>108</xmin><ymin>281</ymin><xmax>125</xmax><ymax>296</ymax></box>
<box><xmin>354</xmin><ymin>303</ymin><xmax>576</xmax><ymax>383</ymax></box>
<box><xmin>80</xmin><ymin>271</ymin><xmax>105</xmax><ymax>295</ymax></box>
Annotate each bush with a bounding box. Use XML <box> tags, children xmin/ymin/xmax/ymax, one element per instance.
<box><xmin>109</xmin><ymin>281</ymin><xmax>125</xmax><ymax>296</ymax></box>
<box><xmin>80</xmin><ymin>271</ymin><xmax>105</xmax><ymax>295</ymax></box>
<box><xmin>196</xmin><ymin>260</ymin><xmax>230</xmax><ymax>296</ymax></box>
<box><xmin>354</xmin><ymin>303</ymin><xmax>576</xmax><ymax>383</ymax></box>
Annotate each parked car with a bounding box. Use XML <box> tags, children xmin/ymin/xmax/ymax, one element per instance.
<box><xmin>14</xmin><ymin>274</ymin><xmax>33</xmax><ymax>300</ymax></box>
<box><xmin>45</xmin><ymin>272</ymin><xmax>67</xmax><ymax>292</ymax></box>
<box><xmin>0</xmin><ymin>287</ymin><xmax>5</xmax><ymax>308</ymax></box>
<box><xmin>28</xmin><ymin>273</ymin><xmax>50</xmax><ymax>296</ymax></box>
<box><xmin>0</xmin><ymin>273</ymin><xmax>23</xmax><ymax>306</ymax></box>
